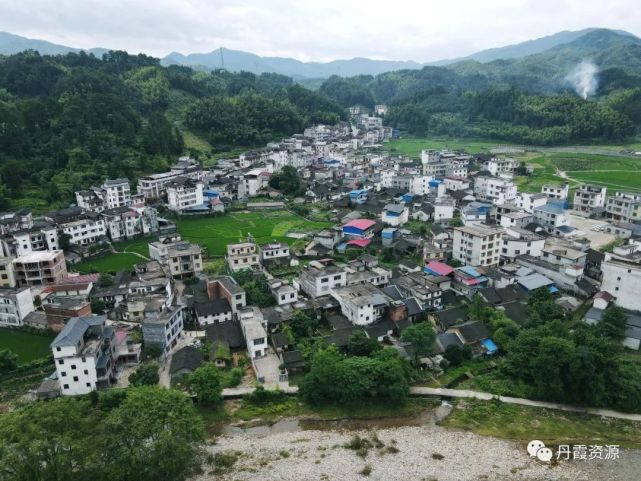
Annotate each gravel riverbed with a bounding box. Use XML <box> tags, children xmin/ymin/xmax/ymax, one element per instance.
<box><xmin>193</xmin><ymin>423</ymin><xmax>640</xmax><ymax>481</ymax></box>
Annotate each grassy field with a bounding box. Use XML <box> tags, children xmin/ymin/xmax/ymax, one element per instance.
<box><xmin>73</xmin><ymin>253</ymin><xmax>143</xmax><ymax>274</ymax></box>
<box><xmin>386</xmin><ymin>137</ymin><xmax>504</xmax><ymax>157</ymax></box>
<box><xmin>0</xmin><ymin>329</ymin><xmax>53</xmax><ymax>363</ymax></box>
<box><xmin>72</xmin><ymin>236</ymin><xmax>157</xmax><ymax>274</ymax></box>
<box><xmin>177</xmin><ymin>211</ymin><xmax>332</xmax><ymax>255</ymax></box>
<box><xmin>516</xmin><ymin>152</ymin><xmax>641</xmax><ymax>193</ymax></box>
<box><xmin>443</xmin><ymin>399</ymin><xmax>641</xmax><ymax>448</ymax></box>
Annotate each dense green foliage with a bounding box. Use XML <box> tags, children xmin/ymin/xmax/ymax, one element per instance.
<box><xmin>0</xmin><ymin>386</ymin><xmax>204</xmax><ymax>481</ymax></box>
<box><xmin>128</xmin><ymin>362</ymin><xmax>160</xmax><ymax>386</ymax></box>
<box><xmin>187</xmin><ymin>363</ymin><xmax>224</xmax><ymax>405</ymax></box>
<box><xmin>299</xmin><ymin>345</ymin><xmax>410</xmax><ymax>405</ymax></box>
<box><xmin>318</xmin><ymin>32</ymin><xmax>641</xmax><ymax>145</ymax></box>
<box><xmin>473</xmin><ymin>289</ymin><xmax>641</xmax><ymax>413</ymax></box>
<box><xmin>231</xmin><ymin>271</ymin><xmax>277</xmax><ymax>308</ymax></box>
<box><xmin>0</xmin><ymin>51</ymin><xmax>344</xmax><ymax>211</ymax></box>
<box><xmin>0</xmin><ymin>349</ymin><xmax>18</xmax><ymax>373</ymax></box>
<box><xmin>400</xmin><ymin>322</ymin><xmax>437</xmax><ymax>363</ymax></box>
<box><xmin>268</xmin><ymin>165</ymin><xmax>305</xmax><ymax>196</ymax></box>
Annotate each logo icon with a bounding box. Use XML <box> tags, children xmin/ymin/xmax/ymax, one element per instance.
<box><xmin>527</xmin><ymin>440</ymin><xmax>552</xmax><ymax>462</ymax></box>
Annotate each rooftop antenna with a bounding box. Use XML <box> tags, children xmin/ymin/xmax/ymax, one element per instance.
<box><xmin>219</xmin><ymin>47</ymin><xmax>225</xmax><ymax>70</ymax></box>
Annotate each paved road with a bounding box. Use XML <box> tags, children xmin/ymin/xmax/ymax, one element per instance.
<box><xmin>221</xmin><ymin>385</ymin><xmax>641</xmax><ymax>422</ymax></box>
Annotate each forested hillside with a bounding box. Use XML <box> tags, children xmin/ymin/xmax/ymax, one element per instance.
<box><xmin>318</xmin><ymin>30</ymin><xmax>641</xmax><ymax>145</ymax></box>
<box><xmin>0</xmin><ymin>51</ymin><xmax>345</xmax><ymax>211</ymax></box>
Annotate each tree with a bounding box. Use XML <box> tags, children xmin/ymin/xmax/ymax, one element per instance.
<box><xmin>58</xmin><ymin>231</ymin><xmax>72</xmax><ymax>251</ymax></box>
<box><xmin>290</xmin><ymin>310</ymin><xmax>319</xmax><ymax>339</ymax></box>
<box><xmin>401</xmin><ymin>322</ymin><xmax>437</xmax><ymax>363</ymax></box>
<box><xmin>0</xmin><ymin>349</ymin><xmax>18</xmax><ymax>373</ymax></box>
<box><xmin>443</xmin><ymin>344</ymin><xmax>471</xmax><ymax>367</ymax></box>
<box><xmin>299</xmin><ymin>346</ymin><xmax>409</xmax><ymax>405</ymax></box>
<box><xmin>345</xmin><ymin>330</ymin><xmax>381</xmax><ymax>357</ymax></box>
<box><xmin>597</xmin><ymin>305</ymin><xmax>628</xmax><ymax>341</ymax></box>
<box><xmin>91</xmin><ymin>298</ymin><xmax>107</xmax><ymax>314</ymax></box>
<box><xmin>0</xmin><ymin>387</ymin><xmax>204</xmax><ymax>481</ymax></box>
<box><xmin>104</xmin><ymin>386</ymin><xmax>204</xmax><ymax>481</ymax></box>
<box><xmin>268</xmin><ymin>165</ymin><xmax>304</xmax><ymax>197</ymax></box>
<box><xmin>187</xmin><ymin>363</ymin><xmax>223</xmax><ymax>405</ymax></box>
<box><xmin>98</xmin><ymin>273</ymin><xmax>115</xmax><ymax>287</ymax></box>
<box><xmin>128</xmin><ymin>362</ymin><xmax>160</xmax><ymax>386</ymax></box>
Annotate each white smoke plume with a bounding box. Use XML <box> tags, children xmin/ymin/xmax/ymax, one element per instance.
<box><xmin>566</xmin><ymin>60</ymin><xmax>599</xmax><ymax>99</ymax></box>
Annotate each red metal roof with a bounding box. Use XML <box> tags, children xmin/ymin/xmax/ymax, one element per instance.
<box><xmin>343</xmin><ymin>219</ymin><xmax>376</xmax><ymax>230</ymax></box>
<box><xmin>346</xmin><ymin>239</ymin><xmax>371</xmax><ymax>248</ymax></box>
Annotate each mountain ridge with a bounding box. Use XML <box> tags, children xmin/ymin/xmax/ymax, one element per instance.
<box><xmin>1</xmin><ymin>28</ymin><xmax>639</xmax><ymax>79</ymax></box>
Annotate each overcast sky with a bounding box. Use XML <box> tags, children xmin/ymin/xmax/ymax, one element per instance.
<box><xmin>1</xmin><ymin>0</ymin><xmax>640</xmax><ymax>61</ymax></box>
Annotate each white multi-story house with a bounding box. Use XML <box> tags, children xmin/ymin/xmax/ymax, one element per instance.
<box><xmin>102</xmin><ymin>178</ymin><xmax>131</xmax><ymax>209</ymax></box>
<box><xmin>541</xmin><ymin>183</ymin><xmax>570</xmax><ymax>200</ymax></box>
<box><xmin>100</xmin><ymin>206</ymin><xmax>158</xmax><ymax>242</ymax></box>
<box><xmin>474</xmin><ymin>175</ymin><xmax>517</xmax><ymax>205</ymax></box>
<box><xmin>501</xmin><ymin>228</ymin><xmax>545</xmax><ymax>261</ymax></box>
<box><xmin>486</xmin><ymin>158</ymin><xmax>518</xmax><ymax>177</ymax></box>
<box><xmin>269</xmin><ymin>279</ymin><xmax>299</xmax><ymax>306</ymax></box>
<box><xmin>142</xmin><ymin>305</ymin><xmax>184</xmax><ymax>355</ymax></box>
<box><xmin>226</xmin><ymin>242</ymin><xmax>260</xmax><ymax>272</ymax></box>
<box><xmin>515</xmin><ymin>192</ymin><xmax>548</xmax><ymax>213</ymax></box>
<box><xmin>75</xmin><ymin>189</ymin><xmax>105</xmax><ymax>213</ymax></box>
<box><xmin>0</xmin><ymin>258</ymin><xmax>15</xmax><ymax>288</ymax></box>
<box><xmin>574</xmin><ymin>184</ymin><xmax>607</xmax><ymax>213</ymax></box>
<box><xmin>433</xmin><ymin>198</ymin><xmax>455</xmax><ymax>222</ymax></box>
<box><xmin>330</xmin><ymin>283</ymin><xmax>389</xmax><ymax>326</ymax></box>
<box><xmin>148</xmin><ymin>240</ymin><xmax>202</xmax><ymax>278</ymax></box>
<box><xmin>453</xmin><ymin>225</ymin><xmax>503</xmax><ymax>267</ymax></box>
<box><xmin>101</xmin><ymin>207</ymin><xmax>142</xmax><ymax>241</ymax></box>
<box><xmin>8</xmin><ymin>224</ymin><xmax>59</xmax><ymax>256</ymax></box>
<box><xmin>51</xmin><ymin>315</ymin><xmax>115</xmax><ymax>395</ymax></box>
<box><xmin>238</xmin><ymin>307</ymin><xmax>268</xmax><ymax>359</ymax></box>
<box><xmin>137</xmin><ymin>162</ymin><xmax>203</xmax><ymax>199</ymax></box>
<box><xmin>258</xmin><ymin>242</ymin><xmax>291</xmax><ymax>264</ymax></box>
<box><xmin>0</xmin><ymin>286</ymin><xmax>35</xmax><ymax>327</ymax></box>
<box><xmin>295</xmin><ymin>265</ymin><xmax>347</xmax><ymax>298</ymax></box>
<box><xmin>374</xmin><ymin>104</ymin><xmax>388</xmax><ymax>116</ymax></box>
<box><xmin>195</xmin><ymin>299</ymin><xmax>233</xmax><ymax>326</ymax></box>
<box><xmin>533</xmin><ymin>203</ymin><xmax>571</xmax><ymax>234</ymax></box>
<box><xmin>442</xmin><ymin>176</ymin><xmax>470</xmax><ymax>191</ymax></box>
<box><xmin>601</xmin><ymin>245</ymin><xmax>641</xmax><ymax>311</ymax></box>
<box><xmin>606</xmin><ymin>191</ymin><xmax>641</xmax><ymax>222</ymax></box>
<box><xmin>166</xmin><ymin>177</ymin><xmax>204</xmax><ymax>211</ymax></box>
<box><xmin>59</xmin><ymin>216</ymin><xmax>107</xmax><ymax>246</ymax></box>
<box><xmin>381</xmin><ymin>204</ymin><xmax>409</xmax><ymax>226</ymax></box>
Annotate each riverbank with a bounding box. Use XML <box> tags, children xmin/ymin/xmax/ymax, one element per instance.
<box><xmin>194</xmin><ymin>399</ymin><xmax>641</xmax><ymax>480</ymax></box>
<box><xmin>195</xmin><ymin>423</ymin><xmax>641</xmax><ymax>481</ymax></box>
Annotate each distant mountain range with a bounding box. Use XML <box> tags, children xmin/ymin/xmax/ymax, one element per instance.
<box><xmin>1</xmin><ymin>28</ymin><xmax>640</xmax><ymax>80</ymax></box>
<box><xmin>0</xmin><ymin>31</ymin><xmax>109</xmax><ymax>57</ymax></box>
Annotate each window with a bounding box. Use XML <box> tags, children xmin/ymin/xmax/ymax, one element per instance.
<box><xmin>63</xmin><ymin>384</ymin><xmax>69</xmax><ymax>389</ymax></box>
<box><xmin>83</xmin><ymin>370</ymin><xmax>89</xmax><ymax>375</ymax></box>
<box><xmin>73</xmin><ymin>376</ymin><xmax>79</xmax><ymax>382</ymax></box>
<box><xmin>81</xmin><ymin>357</ymin><xmax>86</xmax><ymax>362</ymax></box>
<box><xmin>86</xmin><ymin>383</ymin><xmax>91</xmax><ymax>388</ymax></box>
<box><xmin>71</xmin><ymin>365</ymin><xmax>76</xmax><ymax>370</ymax></box>
<box><xmin>61</xmin><ymin>372</ymin><xmax>67</xmax><ymax>377</ymax></box>
<box><xmin>58</xmin><ymin>359</ymin><xmax>64</xmax><ymax>365</ymax></box>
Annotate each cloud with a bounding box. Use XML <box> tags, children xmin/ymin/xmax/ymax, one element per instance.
<box><xmin>0</xmin><ymin>0</ymin><xmax>639</xmax><ymax>61</ymax></box>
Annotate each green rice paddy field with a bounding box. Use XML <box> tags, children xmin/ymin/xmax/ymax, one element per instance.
<box><xmin>0</xmin><ymin>329</ymin><xmax>53</xmax><ymax>363</ymax></box>
<box><xmin>177</xmin><ymin>211</ymin><xmax>332</xmax><ymax>255</ymax></box>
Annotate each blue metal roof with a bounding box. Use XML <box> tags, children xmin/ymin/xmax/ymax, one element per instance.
<box><xmin>481</xmin><ymin>338</ymin><xmax>498</xmax><ymax>353</ymax></box>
